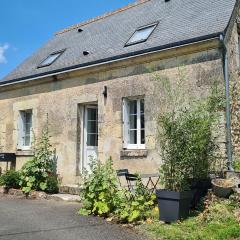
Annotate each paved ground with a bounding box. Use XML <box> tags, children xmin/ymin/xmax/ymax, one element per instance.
<box><xmin>0</xmin><ymin>197</ymin><xmax>144</xmax><ymax>240</ymax></box>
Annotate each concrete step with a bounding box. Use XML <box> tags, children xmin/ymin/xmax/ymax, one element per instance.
<box><xmin>59</xmin><ymin>185</ymin><xmax>81</xmax><ymax>195</ymax></box>
<box><xmin>47</xmin><ymin>193</ymin><xmax>81</xmax><ymax>202</ymax></box>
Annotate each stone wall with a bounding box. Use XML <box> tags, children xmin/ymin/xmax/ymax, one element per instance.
<box><xmin>227</xmin><ymin>14</ymin><xmax>240</xmax><ymax>159</ymax></box>
<box><xmin>0</xmin><ymin>44</ymin><xmax>226</xmax><ymax>185</ymax></box>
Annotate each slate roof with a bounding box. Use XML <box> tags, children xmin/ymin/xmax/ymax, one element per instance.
<box><xmin>1</xmin><ymin>0</ymin><xmax>237</xmax><ymax>84</ymax></box>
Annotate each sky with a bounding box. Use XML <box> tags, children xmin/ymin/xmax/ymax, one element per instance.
<box><xmin>0</xmin><ymin>0</ymin><xmax>133</xmax><ymax>80</ymax></box>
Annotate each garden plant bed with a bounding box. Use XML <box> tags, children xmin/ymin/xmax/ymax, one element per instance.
<box><xmin>139</xmin><ymin>192</ymin><xmax>240</xmax><ymax>240</ymax></box>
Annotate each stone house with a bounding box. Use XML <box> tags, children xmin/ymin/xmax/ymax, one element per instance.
<box><xmin>0</xmin><ymin>0</ymin><xmax>239</xmax><ymax>185</ymax></box>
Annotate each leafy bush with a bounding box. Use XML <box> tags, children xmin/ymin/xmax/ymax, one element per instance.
<box><xmin>79</xmin><ymin>158</ymin><xmax>156</xmax><ymax>223</ymax></box>
<box><xmin>79</xmin><ymin>158</ymin><xmax>119</xmax><ymax>217</ymax></box>
<box><xmin>19</xmin><ymin>122</ymin><xmax>58</xmax><ymax>194</ymax></box>
<box><xmin>45</xmin><ymin>175</ymin><xmax>59</xmax><ymax>194</ymax></box>
<box><xmin>19</xmin><ymin>159</ymin><xmax>49</xmax><ymax>193</ymax></box>
<box><xmin>233</xmin><ymin>160</ymin><xmax>240</xmax><ymax>171</ymax></box>
<box><xmin>0</xmin><ymin>170</ymin><xmax>20</xmax><ymax>189</ymax></box>
<box><xmin>158</xmin><ymin>94</ymin><xmax>220</xmax><ymax>192</ymax></box>
<box><xmin>115</xmin><ymin>178</ymin><xmax>156</xmax><ymax>223</ymax></box>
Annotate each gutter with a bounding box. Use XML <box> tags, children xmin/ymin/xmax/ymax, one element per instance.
<box><xmin>0</xmin><ymin>33</ymin><xmax>221</xmax><ymax>87</ymax></box>
<box><xmin>220</xmin><ymin>34</ymin><xmax>234</xmax><ymax>171</ymax></box>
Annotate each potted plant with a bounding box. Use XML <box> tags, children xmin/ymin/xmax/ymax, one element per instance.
<box><xmin>156</xmin><ymin>93</ymin><xmax>219</xmax><ymax>223</ymax></box>
<box><xmin>212</xmin><ymin>178</ymin><xmax>234</xmax><ymax>198</ymax></box>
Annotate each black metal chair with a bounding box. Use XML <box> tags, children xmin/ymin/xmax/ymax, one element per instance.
<box><xmin>116</xmin><ymin>169</ymin><xmax>129</xmax><ymax>177</ymax></box>
<box><xmin>125</xmin><ymin>173</ymin><xmax>139</xmax><ymax>197</ymax></box>
<box><xmin>116</xmin><ymin>169</ymin><xmax>129</xmax><ymax>187</ymax></box>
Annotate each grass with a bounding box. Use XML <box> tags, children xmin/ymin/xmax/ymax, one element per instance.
<box><xmin>139</xmin><ymin>193</ymin><xmax>240</xmax><ymax>240</ymax></box>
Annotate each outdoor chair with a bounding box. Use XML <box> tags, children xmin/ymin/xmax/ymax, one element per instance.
<box><xmin>116</xmin><ymin>169</ymin><xmax>129</xmax><ymax>188</ymax></box>
<box><xmin>125</xmin><ymin>173</ymin><xmax>139</xmax><ymax>198</ymax></box>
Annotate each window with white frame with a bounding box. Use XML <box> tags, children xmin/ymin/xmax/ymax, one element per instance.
<box><xmin>123</xmin><ymin>98</ymin><xmax>145</xmax><ymax>149</ymax></box>
<box><xmin>18</xmin><ymin>110</ymin><xmax>33</xmax><ymax>149</ymax></box>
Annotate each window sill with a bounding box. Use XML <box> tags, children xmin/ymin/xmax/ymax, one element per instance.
<box><xmin>120</xmin><ymin>149</ymin><xmax>148</xmax><ymax>158</ymax></box>
<box><xmin>16</xmin><ymin>150</ymin><xmax>34</xmax><ymax>157</ymax></box>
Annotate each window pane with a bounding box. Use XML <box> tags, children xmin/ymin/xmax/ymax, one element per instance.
<box><xmin>141</xmin><ymin>130</ymin><xmax>145</xmax><ymax>144</ymax></box>
<box><xmin>40</xmin><ymin>53</ymin><xmax>60</xmax><ymax>66</ymax></box>
<box><xmin>129</xmin><ymin>130</ymin><xmax>137</xmax><ymax>144</ymax></box>
<box><xmin>87</xmin><ymin>134</ymin><xmax>98</xmax><ymax>146</ymax></box>
<box><xmin>141</xmin><ymin>114</ymin><xmax>145</xmax><ymax>129</ymax></box>
<box><xmin>127</xmin><ymin>25</ymin><xmax>156</xmax><ymax>45</ymax></box>
<box><xmin>129</xmin><ymin>100</ymin><xmax>137</xmax><ymax>115</ymax></box>
<box><xmin>140</xmin><ymin>99</ymin><xmax>144</xmax><ymax>115</ymax></box>
<box><xmin>24</xmin><ymin>135</ymin><xmax>31</xmax><ymax>147</ymax></box>
<box><xmin>25</xmin><ymin>112</ymin><xmax>32</xmax><ymax>136</ymax></box>
<box><xmin>38</xmin><ymin>51</ymin><xmax>64</xmax><ymax>67</ymax></box>
<box><xmin>87</xmin><ymin>121</ymin><xmax>97</xmax><ymax>134</ymax></box>
<box><xmin>86</xmin><ymin>107</ymin><xmax>98</xmax><ymax>147</ymax></box>
<box><xmin>23</xmin><ymin>111</ymin><xmax>32</xmax><ymax>147</ymax></box>
<box><xmin>129</xmin><ymin>114</ymin><xmax>137</xmax><ymax>130</ymax></box>
<box><xmin>87</xmin><ymin>108</ymin><xmax>97</xmax><ymax>121</ymax></box>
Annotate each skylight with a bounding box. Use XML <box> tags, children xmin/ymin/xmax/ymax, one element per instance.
<box><xmin>38</xmin><ymin>50</ymin><xmax>65</xmax><ymax>68</ymax></box>
<box><xmin>125</xmin><ymin>23</ymin><xmax>158</xmax><ymax>46</ymax></box>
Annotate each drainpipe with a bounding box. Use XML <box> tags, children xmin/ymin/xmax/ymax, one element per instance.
<box><xmin>220</xmin><ymin>34</ymin><xmax>234</xmax><ymax>171</ymax></box>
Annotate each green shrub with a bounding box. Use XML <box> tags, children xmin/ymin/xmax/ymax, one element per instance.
<box><xmin>45</xmin><ymin>175</ymin><xmax>59</xmax><ymax>194</ymax></box>
<box><xmin>79</xmin><ymin>158</ymin><xmax>119</xmax><ymax>217</ymax></box>
<box><xmin>158</xmin><ymin>93</ymin><xmax>220</xmax><ymax>191</ymax></box>
<box><xmin>233</xmin><ymin>160</ymin><xmax>240</xmax><ymax>171</ymax></box>
<box><xmin>19</xmin><ymin>159</ymin><xmax>49</xmax><ymax>193</ymax></box>
<box><xmin>0</xmin><ymin>170</ymin><xmax>21</xmax><ymax>189</ymax></box>
<box><xmin>0</xmin><ymin>176</ymin><xmax>3</xmax><ymax>186</ymax></box>
<box><xmin>19</xmin><ymin>121</ymin><xmax>57</xmax><ymax>194</ymax></box>
<box><xmin>79</xmin><ymin>158</ymin><xmax>156</xmax><ymax>223</ymax></box>
<box><xmin>115</xmin><ymin>178</ymin><xmax>156</xmax><ymax>223</ymax></box>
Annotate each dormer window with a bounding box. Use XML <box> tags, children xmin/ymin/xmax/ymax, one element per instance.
<box><xmin>38</xmin><ymin>50</ymin><xmax>65</xmax><ymax>68</ymax></box>
<box><xmin>125</xmin><ymin>23</ymin><xmax>158</xmax><ymax>47</ymax></box>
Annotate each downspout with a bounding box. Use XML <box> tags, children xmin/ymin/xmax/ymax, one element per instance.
<box><xmin>220</xmin><ymin>34</ymin><xmax>234</xmax><ymax>171</ymax></box>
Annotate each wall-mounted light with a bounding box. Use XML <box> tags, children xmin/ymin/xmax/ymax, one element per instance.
<box><xmin>103</xmin><ymin>86</ymin><xmax>107</xmax><ymax>98</ymax></box>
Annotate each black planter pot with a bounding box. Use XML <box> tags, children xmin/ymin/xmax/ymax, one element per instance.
<box><xmin>190</xmin><ymin>178</ymin><xmax>211</xmax><ymax>208</ymax></box>
<box><xmin>156</xmin><ymin>190</ymin><xmax>193</xmax><ymax>223</ymax></box>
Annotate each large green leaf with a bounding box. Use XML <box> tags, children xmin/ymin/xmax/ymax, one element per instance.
<box><xmin>28</xmin><ymin>176</ymin><xmax>36</xmax><ymax>183</ymax></box>
<box><xmin>128</xmin><ymin>210</ymin><xmax>140</xmax><ymax>223</ymax></box>
<box><xmin>22</xmin><ymin>186</ymin><xmax>31</xmax><ymax>193</ymax></box>
<box><xmin>40</xmin><ymin>182</ymin><xmax>47</xmax><ymax>190</ymax></box>
<box><xmin>78</xmin><ymin>208</ymin><xmax>91</xmax><ymax>216</ymax></box>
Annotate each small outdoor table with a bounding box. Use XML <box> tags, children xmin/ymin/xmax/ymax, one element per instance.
<box><xmin>140</xmin><ymin>173</ymin><xmax>160</xmax><ymax>193</ymax></box>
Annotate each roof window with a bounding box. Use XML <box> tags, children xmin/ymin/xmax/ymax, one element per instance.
<box><xmin>125</xmin><ymin>23</ymin><xmax>158</xmax><ymax>46</ymax></box>
<box><xmin>38</xmin><ymin>50</ymin><xmax>65</xmax><ymax>68</ymax></box>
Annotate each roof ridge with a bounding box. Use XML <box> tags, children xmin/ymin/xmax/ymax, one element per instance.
<box><xmin>55</xmin><ymin>0</ymin><xmax>151</xmax><ymax>35</ymax></box>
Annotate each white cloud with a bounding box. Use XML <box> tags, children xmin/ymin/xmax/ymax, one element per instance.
<box><xmin>0</xmin><ymin>43</ymin><xmax>10</xmax><ymax>64</ymax></box>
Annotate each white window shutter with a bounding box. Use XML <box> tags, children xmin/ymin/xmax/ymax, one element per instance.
<box><xmin>18</xmin><ymin>112</ymin><xmax>24</xmax><ymax>148</ymax></box>
<box><xmin>30</xmin><ymin>113</ymin><xmax>33</xmax><ymax>146</ymax></box>
<box><xmin>122</xmin><ymin>98</ymin><xmax>129</xmax><ymax>149</ymax></box>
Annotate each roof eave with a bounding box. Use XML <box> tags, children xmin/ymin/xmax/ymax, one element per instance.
<box><xmin>0</xmin><ymin>32</ymin><xmax>222</xmax><ymax>87</ymax></box>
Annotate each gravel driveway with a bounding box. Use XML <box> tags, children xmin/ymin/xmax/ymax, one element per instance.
<box><xmin>0</xmin><ymin>197</ymin><xmax>144</xmax><ymax>240</ymax></box>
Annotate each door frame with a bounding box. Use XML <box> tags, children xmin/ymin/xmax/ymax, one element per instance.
<box><xmin>80</xmin><ymin>104</ymin><xmax>98</xmax><ymax>173</ymax></box>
